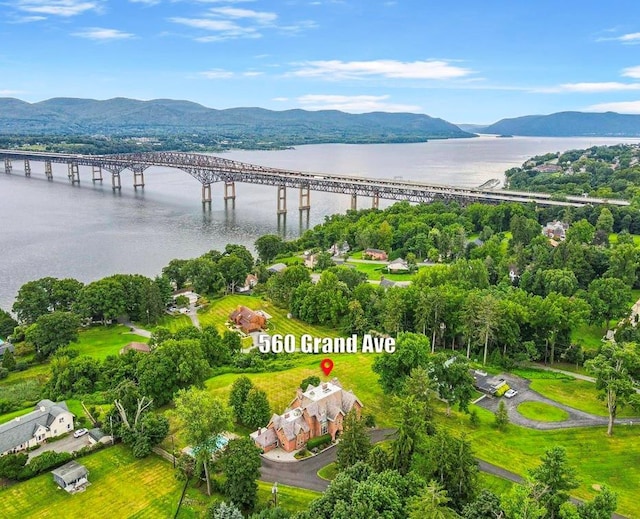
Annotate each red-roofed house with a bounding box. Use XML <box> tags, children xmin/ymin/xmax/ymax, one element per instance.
<box><xmin>229</xmin><ymin>306</ymin><xmax>267</xmax><ymax>334</ymax></box>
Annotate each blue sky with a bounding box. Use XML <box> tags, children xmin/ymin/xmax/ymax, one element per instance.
<box><xmin>3</xmin><ymin>0</ymin><xmax>640</xmax><ymax>123</ymax></box>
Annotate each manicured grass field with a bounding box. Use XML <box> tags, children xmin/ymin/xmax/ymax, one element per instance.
<box><xmin>198</xmin><ymin>295</ymin><xmax>343</xmax><ymax>342</ymax></box>
<box><xmin>0</xmin><ymin>445</ymin><xmax>184</xmax><ymax>519</ymax></box>
<box><xmin>345</xmin><ymin>261</ymin><xmax>419</xmax><ymax>281</ymax></box>
<box><xmin>529</xmin><ymin>378</ymin><xmax>639</xmax><ymax>418</ymax></box>
<box><xmin>176</xmin><ymin>479</ymin><xmax>321</xmax><ymax>517</ymax></box>
<box><xmin>439</xmin><ymin>405</ymin><xmax>640</xmax><ymax>518</ymax></box>
<box><xmin>150</xmin><ymin>314</ymin><xmax>193</xmax><ymax>334</ymax></box>
<box><xmin>517</xmin><ymin>401</ymin><xmax>569</xmax><ymax>422</ymax></box>
<box><xmin>203</xmin><ymin>353</ymin><xmax>390</xmax><ymax>429</ymax></box>
<box><xmin>69</xmin><ymin>325</ymin><xmax>149</xmax><ymax>360</ymax></box>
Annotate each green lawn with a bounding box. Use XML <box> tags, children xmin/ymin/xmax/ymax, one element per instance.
<box><xmin>0</xmin><ymin>362</ymin><xmax>50</xmax><ymax>388</ymax></box>
<box><xmin>69</xmin><ymin>325</ymin><xmax>149</xmax><ymax>360</ymax></box>
<box><xmin>477</xmin><ymin>472</ymin><xmax>515</xmax><ymax>496</ymax></box>
<box><xmin>149</xmin><ymin>314</ymin><xmax>193</xmax><ymax>334</ymax></box>
<box><xmin>176</xmin><ymin>478</ymin><xmax>321</xmax><ymax>517</ymax></box>
<box><xmin>0</xmin><ymin>406</ymin><xmax>33</xmax><ymax>425</ymax></box>
<box><xmin>571</xmin><ymin>323</ymin><xmax>606</xmax><ymax>352</ymax></box>
<box><xmin>529</xmin><ymin>378</ymin><xmax>639</xmax><ymax>418</ymax></box>
<box><xmin>517</xmin><ymin>401</ymin><xmax>569</xmax><ymax>422</ymax></box>
<box><xmin>439</xmin><ymin>405</ymin><xmax>640</xmax><ymax>518</ymax></box>
<box><xmin>0</xmin><ymin>445</ymin><xmax>184</xmax><ymax>519</ymax></box>
<box><xmin>318</xmin><ymin>462</ymin><xmax>338</xmax><ymax>481</ymax></box>
<box><xmin>345</xmin><ymin>261</ymin><xmax>419</xmax><ymax>282</ymax></box>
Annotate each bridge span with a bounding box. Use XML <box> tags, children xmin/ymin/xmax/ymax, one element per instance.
<box><xmin>0</xmin><ymin>149</ymin><xmax>630</xmax><ymax>213</ymax></box>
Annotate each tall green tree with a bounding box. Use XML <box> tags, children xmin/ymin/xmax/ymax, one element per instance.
<box><xmin>25</xmin><ymin>311</ymin><xmax>80</xmax><ymax>359</ymax></box>
<box><xmin>407</xmin><ymin>481</ymin><xmax>460</xmax><ymax>519</ymax></box>
<box><xmin>174</xmin><ymin>388</ymin><xmax>232</xmax><ymax>496</ymax></box>
<box><xmin>372</xmin><ymin>332</ymin><xmax>431</xmax><ymax>394</ymax></box>
<box><xmin>587</xmin><ymin>278</ymin><xmax>632</xmax><ymax>331</ymax></box>
<box><xmin>242</xmin><ymin>388</ymin><xmax>271</xmax><ymax>430</ymax></box>
<box><xmin>0</xmin><ymin>308</ymin><xmax>17</xmax><ymax>339</ymax></box>
<box><xmin>222</xmin><ymin>437</ymin><xmax>262</xmax><ymax>510</ymax></box>
<box><xmin>529</xmin><ymin>447</ymin><xmax>579</xmax><ymax>519</ymax></box>
<box><xmin>585</xmin><ymin>342</ymin><xmax>640</xmax><ymax>436</ymax></box>
<box><xmin>228</xmin><ymin>376</ymin><xmax>254</xmax><ymax>422</ymax></box>
<box><xmin>336</xmin><ymin>410</ymin><xmax>371</xmax><ymax>470</ymax></box>
<box><xmin>429</xmin><ymin>353</ymin><xmax>475</xmax><ymax>416</ymax></box>
<box><xmin>255</xmin><ymin>234</ymin><xmax>285</xmax><ymax>264</ymax></box>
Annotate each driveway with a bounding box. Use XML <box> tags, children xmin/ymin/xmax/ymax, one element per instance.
<box><xmin>28</xmin><ymin>433</ymin><xmax>91</xmax><ymax>459</ymax></box>
<box><xmin>259</xmin><ymin>428</ymin><xmax>394</xmax><ymax>492</ymax></box>
<box><xmin>474</xmin><ymin>373</ymin><xmax>640</xmax><ymax>430</ymax></box>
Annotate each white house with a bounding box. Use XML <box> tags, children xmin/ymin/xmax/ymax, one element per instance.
<box><xmin>0</xmin><ymin>400</ymin><xmax>75</xmax><ymax>456</ymax></box>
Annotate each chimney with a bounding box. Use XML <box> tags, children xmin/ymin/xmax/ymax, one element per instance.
<box><xmin>297</xmin><ymin>388</ymin><xmax>303</xmax><ymax>400</ymax></box>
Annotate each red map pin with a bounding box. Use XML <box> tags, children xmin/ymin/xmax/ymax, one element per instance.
<box><xmin>320</xmin><ymin>358</ymin><xmax>334</xmax><ymax>376</ymax></box>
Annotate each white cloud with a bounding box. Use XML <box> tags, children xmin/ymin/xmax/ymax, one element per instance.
<box><xmin>585</xmin><ymin>100</ymin><xmax>640</xmax><ymax>114</ymax></box>
<box><xmin>170</xmin><ymin>16</ymin><xmax>261</xmax><ymax>41</ymax></box>
<box><xmin>72</xmin><ymin>27</ymin><xmax>135</xmax><ymax>40</ymax></box>
<box><xmin>535</xmin><ymin>82</ymin><xmax>640</xmax><ymax>93</ymax></box>
<box><xmin>292</xmin><ymin>59</ymin><xmax>472</xmax><ymax>80</ymax></box>
<box><xmin>272</xmin><ymin>97</ymin><xmax>288</xmax><ymax>102</ymax></box>
<box><xmin>12</xmin><ymin>0</ymin><xmax>100</xmax><ymax>17</ymax></box>
<box><xmin>199</xmin><ymin>69</ymin><xmax>234</xmax><ymax>79</ymax></box>
<box><xmin>209</xmin><ymin>7</ymin><xmax>277</xmax><ymax>24</ymax></box>
<box><xmin>0</xmin><ymin>89</ymin><xmax>24</xmax><ymax>96</ymax></box>
<box><xmin>242</xmin><ymin>71</ymin><xmax>263</xmax><ymax>77</ymax></box>
<box><xmin>8</xmin><ymin>15</ymin><xmax>47</xmax><ymax>22</ymax></box>
<box><xmin>622</xmin><ymin>66</ymin><xmax>640</xmax><ymax>79</ymax></box>
<box><xmin>598</xmin><ymin>32</ymin><xmax>640</xmax><ymax>44</ymax></box>
<box><xmin>295</xmin><ymin>94</ymin><xmax>422</xmax><ymax>113</ymax></box>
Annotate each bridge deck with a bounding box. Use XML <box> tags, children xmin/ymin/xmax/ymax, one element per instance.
<box><xmin>0</xmin><ymin>149</ymin><xmax>630</xmax><ymax>208</ymax></box>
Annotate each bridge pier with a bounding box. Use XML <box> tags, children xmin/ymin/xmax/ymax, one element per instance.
<box><xmin>202</xmin><ymin>183</ymin><xmax>212</xmax><ymax>206</ymax></box>
<box><xmin>24</xmin><ymin>159</ymin><xmax>31</xmax><ymax>177</ymax></box>
<box><xmin>67</xmin><ymin>163</ymin><xmax>80</xmax><ymax>184</ymax></box>
<box><xmin>372</xmin><ymin>192</ymin><xmax>380</xmax><ymax>209</ymax></box>
<box><xmin>133</xmin><ymin>169</ymin><xmax>145</xmax><ymax>189</ymax></box>
<box><xmin>277</xmin><ymin>185</ymin><xmax>287</xmax><ymax>215</ymax></box>
<box><xmin>92</xmin><ymin>165</ymin><xmax>103</xmax><ymax>182</ymax></box>
<box><xmin>350</xmin><ymin>193</ymin><xmax>357</xmax><ymax>211</ymax></box>
<box><xmin>4</xmin><ymin>158</ymin><xmax>12</xmax><ymax>174</ymax></box>
<box><xmin>112</xmin><ymin>171</ymin><xmax>121</xmax><ymax>191</ymax></box>
<box><xmin>45</xmin><ymin>160</ymin><xmax>53</xmax><ymax>180</ymax></box>
<box><xmin>299</xmin><ymin>185</ymin><xmax>311</xmax><ymax>213</ymax></box>
<box><xmin>224</xmin><ymin>181</ymin><xmax>236</xmax><ymax>201</ymax></box>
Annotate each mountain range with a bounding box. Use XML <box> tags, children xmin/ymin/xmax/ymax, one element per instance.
<box><xmin>0</xmin><ymin>97</ymin><xmax>472</xmax><ymax>143</ymax></box>
<box><xmin>2</xmin><ymin>98</ymin><xmax>640</xmax><ymax>142</ymax></box>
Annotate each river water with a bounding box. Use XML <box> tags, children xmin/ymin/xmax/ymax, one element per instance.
<box><xmin>1</xmin><ymin>135</ymin><xmax>638</xmax><ymax>311</ymax></box>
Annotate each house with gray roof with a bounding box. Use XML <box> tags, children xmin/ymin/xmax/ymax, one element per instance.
<box><xmin>51</xmin><ymin>461</ymin><xmax>89</xmax><ymax>493</ymax></box>
<box><xmin>0</xmin><ymin>400</ymin><xmax>75</xmax><ymax>456</ymax></box>
<box><xmin>250</xmin><ymin>378</ymin><xmax>362</xmax><ymax>453</ymax></box>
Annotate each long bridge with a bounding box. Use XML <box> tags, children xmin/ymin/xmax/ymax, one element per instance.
<box><xmin>0</xmin><ymin>149</ymin><xmax>630</xmax><ymax>213</ymax></box>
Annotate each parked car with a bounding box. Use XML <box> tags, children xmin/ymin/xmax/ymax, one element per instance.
<box><xmin>504</xmin><ymin>389</ymin><xmax>518</xmax><ymax>399</ymax></box>
<box><xmin>73</xmin><ymin>428</ymin><xmax>89</xmax><ymax>438</ymax></box>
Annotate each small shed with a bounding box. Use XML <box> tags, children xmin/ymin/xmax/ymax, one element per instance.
<box><xmin>51</xmin><ymin>461</ymin><xmax>90</xmax><ymax>493</ymax></box>
<box><xmin>119</xmin><ymin>342</ymin><xmax>151</xmax><ymax>355</ymax></box>
<box><xmin>88</xmin><ymin>428</ymin><xmax>112</xmax><ymax>445</ymax></box>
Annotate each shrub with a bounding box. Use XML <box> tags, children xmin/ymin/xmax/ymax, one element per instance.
<box><xmin>20</xmin><ymin>451</ymin><xmax>72</xmax><ymax>480</ymax></box>
<box><xmin>363</xmin><ymin>414</ymin><xmax>376</xmax><ymax>428</ymax></box>
<box><xmin>469</xmin><ymin>409</ymin><xmax>480</xmax><ymax>427</ymax></box>
<box><xmin>0</xmin><ymin>367</ymin><xmax>8</xmax><ymax>379</ymax></box>
<box><xmin>14</xmin><ymin>361</ymin><xmax>29</xmax><ymax>372</ymax></box>
<box><xmin>307</xmin><ymin>434</ymin><xmax>332</xmax><ymax>451</ymax></box>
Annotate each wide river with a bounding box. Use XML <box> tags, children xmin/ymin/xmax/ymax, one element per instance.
<box><xmin>1</xmin><ymin>135</ymin><xmax>638</xmax><ymax>311</ymax></box>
